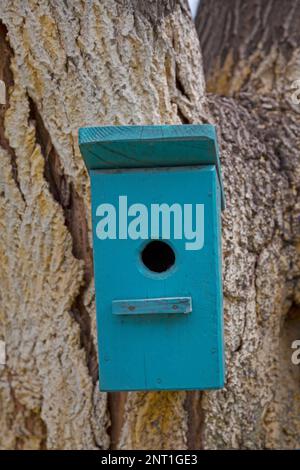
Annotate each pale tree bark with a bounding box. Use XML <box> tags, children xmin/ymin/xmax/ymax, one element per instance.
<box><xmin>0</xmin><ymin>0</ymin><xmax>299</xmax><ymax>451</ymax></box>
<box><xmin>0</xmin><ymin>0</ymin><xmax>208</xmax><ymax>450</ymax></box>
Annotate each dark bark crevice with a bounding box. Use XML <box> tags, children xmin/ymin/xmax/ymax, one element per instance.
<box><xmin>174</xmin><ymin>63</ymin><xmax>193</xmax><ymax>123</ymax></box>
<box><xmin>28</xmin><ymin>97</ymin><xmax>98</xmax><ymax>384</ymax></box>
<box><xmin>0</xmin><ymin>21</ymin><xmax>25</xmax><ymax>201</ymax></box>
<box><xmin>27</xmin><ymin>97</ymin><xmax>132</xmax><ymax>443</ymax></box>
<box><xmin>185</xmin><ymin>391</ymin><xmax>205</xmax><ymax>449</ymax></box>
<box><xmin>175</xmin><ymin>60</ymin><xmax>193</xmax><ymax>103</ymax></box>
<box><xmin>107</xmin><ymin>392</ymin><xmax>127</xmax><ymax>449</ymax></box>
<box><xmin>177</xmin><ymin>107</ymin><xmax>189</xmax><ymax>124</ymax></box>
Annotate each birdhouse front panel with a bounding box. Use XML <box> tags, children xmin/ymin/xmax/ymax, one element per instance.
<box><xmin>89</xmin><ymin>165</ymin><xmax>224</xmax><ymax>391</ymax></box>
<box><xmin>79</xmin><ymin>124</ymin><xmax>225</xmax><ymax>392</ymax></box>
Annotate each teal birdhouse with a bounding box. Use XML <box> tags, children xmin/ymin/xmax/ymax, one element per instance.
<box><xmin>79</xmin><ymin>124</ymin><xmax>225</xmax><ymax>391</ymax></box>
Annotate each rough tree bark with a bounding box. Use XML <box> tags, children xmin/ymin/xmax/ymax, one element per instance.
<box><xmin>0</xmin><ymin>0</ymin><xmax>208</xmax><ymax>450</ymax></box>
<box><xmin>0</xmin><ymin>0</ymin><xmax>299</xmax><ymax>450</ymax></box>
<box><xmin>195</xmin><ymin>0</ymin><xmax>300</xmax><ymax>449</ymax></box>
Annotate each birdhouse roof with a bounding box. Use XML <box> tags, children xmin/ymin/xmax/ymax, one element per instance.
<box><xmin>79</xmin><ymin>124</ymin><xmax>225</xmax><ymax>209</ymax></box>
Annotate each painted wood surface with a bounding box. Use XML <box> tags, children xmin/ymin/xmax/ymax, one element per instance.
<box><xmin>89</xmin><ymin>165</ymin><xmax>224</xmax><ymax>391</ymax></box>
<box><xmin>112</xmin><ymin>297</ymin><xmax>192</xmax><ymax>316</ymax></box>
<box><xmin>78</xmin><ymin>124</ymin><xmax>225</xmax><ymax>392</ymax></box>
<box><xmin>79</xmin><ymin>124</ymin><xmax>225</xmax><ymax>209</ymax></box>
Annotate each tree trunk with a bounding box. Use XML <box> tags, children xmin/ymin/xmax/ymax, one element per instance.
<box><xmin>196</xmin><ymin>0</ymin><xmax>300</xmax><ymax>449</ymax></box>
<box><xmin>0</xmin><ymin>0</ymin><xmax>299</xmax><ymax>450</ymax></box>
<box><xmin>196</xmin><ymin>0</ymin><xmax>300</xmax><ymax>97</ymax></box>
<box><xmin>0</xmin><ymin>0</ymin><xmax>208</xmax><ymax>450</ymax></box>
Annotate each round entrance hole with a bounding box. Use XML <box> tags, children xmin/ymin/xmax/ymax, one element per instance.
<box><xmin>141</xmin><ymin>240</ymin><xmax>176</xmax><ymax>274</ymax></box>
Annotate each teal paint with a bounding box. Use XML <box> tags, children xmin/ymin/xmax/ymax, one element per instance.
<box><xmin>79</xmin><ymin>125</ymin><xmax>225</xmax><ymax>209</ymax></box>
<box><xmin>79</xmin><ymin>125</ymin><xmax>225</xmax><ymax>391</ymax></box>
<box><xmin>112</xmin><ymin>297</ymin><xmax>192</xmax><ymax>316</ymax></box>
